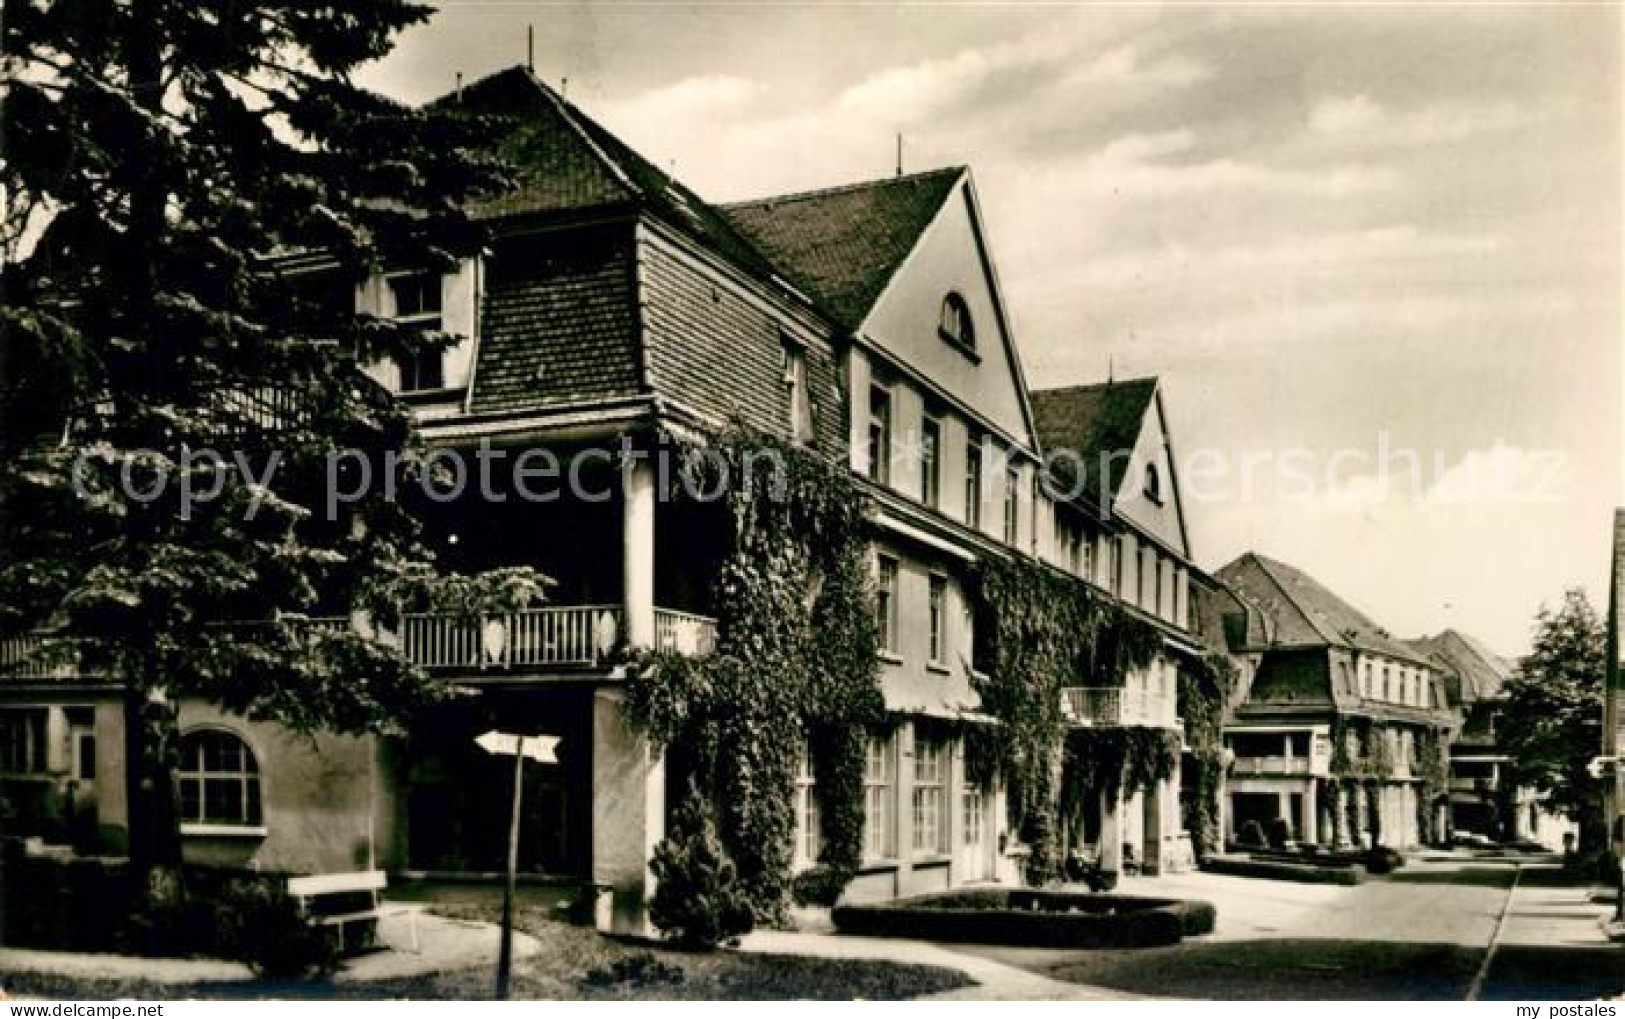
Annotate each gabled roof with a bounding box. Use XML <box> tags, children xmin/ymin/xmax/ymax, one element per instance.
<box><xmin>434</xmin><ymin>66</ymin><xmax>779</xmax><ymax>280</ymax></box>
<box><xmin>1217</xmin><ymin>552</ymin><xmax>1431</xmax><ymax>666</ymax></box>
<box><xmin>1030</xmin><ymin>378</ymin><xmax>1159</xmax><ymax>504</ymax></box>
<box><xmin>719</xmin><ymin>168</ymin><xmax>966</xmax><ymax>329</ymax></box>
<box><xmin>1407</xmin><ymin>629</ymin><xmax>1514</xmax><ymax>705</ymax></box>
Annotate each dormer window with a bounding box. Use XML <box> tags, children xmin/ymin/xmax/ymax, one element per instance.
<box><xmin>390</xmin><ymin>272</ymin><xmax>445</xmax><ymax>392</ymax></box>
<box><xmin>1144</xmin><ymin>462</ymin><xmax>1163</xmax><ymax>504</ymax></box>
<box><xmin>938</xmin><ymin>292</ymin><xmax>974</xmax><ymax>351</ymax></box>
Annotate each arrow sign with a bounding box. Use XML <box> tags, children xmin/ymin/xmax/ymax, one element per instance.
<box><xmin>476</xmin><ymin>730</ymin><xmax>559</xmax><ymax>764</ymax></box>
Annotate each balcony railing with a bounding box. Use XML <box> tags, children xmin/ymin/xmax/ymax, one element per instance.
<box><xmin>1</xmin><ymin>604</ymin><xmax>719</xmax><ymax>679</ymax></box>
<box><xmin>1060</xmin><ymin>686</ymin><xmax>1178</xmax><ymax>728</ymax></box>
<box><xmin>1230</xmin><ymin>755</ymin><xmax>1313</xmax><ymax>775</ymax></box>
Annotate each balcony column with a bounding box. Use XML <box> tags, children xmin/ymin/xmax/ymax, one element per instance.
<box><xmin>591</xmin><ymin>687</ymin><xmax>665</xmax><ymax>935</ymax></box>
<box><xmin>1099</xmin><ymin>787</ymin><xmax>1123</xmax><ymax>876</ymax></box>
<box><xmin>621</xmin><ymin>453</ymin><xmax>656</xmax><ymax>650</ymax></box>
<box><xmin>1141</xmin><ymin>778</ymin><xmax>1166</xmax><ymax>875</ymax></box>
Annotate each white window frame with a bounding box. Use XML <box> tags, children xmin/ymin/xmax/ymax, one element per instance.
<box><xmin>920</xmin><ymin>414</ymin><xmax>942</xmax><ymax>508</ymax></box>
<box><xmin>927</xmin><ymin>574</ymin><xmax>948</xmax><ymax>667</ymax></box>
<box><xmin>863</xmin><ymin>735</ymin><xmax>896</xmax><ymax>861</ymax></box>
<box><xmin>965</xmin><ymin>439</ymin><xmax>983</xmax><ymax>529</ymax></box>
<box><xmin>387</xmin><ymin>271</ymin><xmax>445</xmax><ymax>393</ymax></box>
<box><xmin>868</xmin><ymin>384</ymin><xmax>892</xmax><ymax>484</ymax></box>
<box><xmin>1003</xmin><ymin>463</ymin><xmax>1020</xmax><ymax>546</ymax></box>
<box><xmin>794</xmin><ymin>740</ymin><xmax>821</xmax><ymax>867</ymax></box>
<box><xmin>876</xmin><ymin>556</ymin><xmax>900</xmax><ymax>656</ymax></box>
<box><xmin>783</xmin><ymin>342</ymin><xmax>814</xmax><ymax>445</ymax></box>
<box><xmin>912</xmin><ymin>737</ymin><xmax>948</xmax><ymax>855</ymax></box>
<box><xmin>177</xmin><ymin>729</ymin><xmax>264</xmax><ymax>832</ymax></box>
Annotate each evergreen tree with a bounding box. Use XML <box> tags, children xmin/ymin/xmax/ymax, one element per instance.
<box><xmin>0</xmin><ymin>0</ymin><xmax>531</xmax><ymax>906</ymax></box>
<box><xmin>1498</xmin><ymin>588</ymin><xmax>1608</xmax><ymax>847</ymax></box>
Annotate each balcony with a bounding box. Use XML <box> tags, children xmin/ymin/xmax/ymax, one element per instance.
<box><xmin>0</xmin><ymin>604</ymin><xmax>718</xmax><ymax>679</ymax></box>
<box><xmin>1230</xmin><ymin>755</ymin><xmax>1313</xmax><ymax>776</ymax></box>
<box><xmin>1060</xmin><ymin>686</ymin><xmax>1178</xmax><ymax>728</ymax></box>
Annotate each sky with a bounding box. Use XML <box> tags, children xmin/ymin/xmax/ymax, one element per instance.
<box><xmin>361</xmin><ymin>2</ymin><xmax>1624</xmax><ymax>655</ymax></box>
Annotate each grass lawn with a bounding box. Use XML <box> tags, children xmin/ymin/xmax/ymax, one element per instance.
<box><xmin>2</xmin><ymin>904</ymin><xmax>972</xmax><ymax>1001</ymax></box>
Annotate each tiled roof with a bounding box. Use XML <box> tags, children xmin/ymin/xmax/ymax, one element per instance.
<box><xmin>719</xmin><ymin>168</ymin><xmax>966</xmax><ymax>329</ymax></box>
<box><xmin>435</xmin><ymin>67</ymin><xmax>779</xmax><ymax>281</ymax></box>
<box><xmin>1407</xmin><ymin>629</ymin><xmax>1514</xmax><ymax>706</ymax></box>
<box><xmin>1030</xmin><ymin>379</ymin><xmax>1158</xmax><ymax>503</ymax></box>
<box><xmin>1217</xmin><ymin>552</ymin><xmax>1430</xmax><ymax>665</ymax></box>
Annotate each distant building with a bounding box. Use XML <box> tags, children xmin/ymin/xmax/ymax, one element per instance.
<box><xmin>1409</xmin><ymin>629</ymin><xmax>1573</xmax><ymax>848</ymax></box>
<box><xmin>1212</xmin><ymin>553</ymin><xmax>1456</xmax><ymax>849</ymax></box>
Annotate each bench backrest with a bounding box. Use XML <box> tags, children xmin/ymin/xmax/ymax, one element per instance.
<box><xmin>287</xmin><ymin>869</ymin><xmax>388</xmax><ymax>898</ymax></box>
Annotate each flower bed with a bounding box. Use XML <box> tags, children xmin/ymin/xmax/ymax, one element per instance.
<box><xmin>830</xmin><ymin>888</ymin><xmax>1215</xmax><ymax>948</ymax></box>
<box><xmin>1199</xmin><ymin>855</ymin><xmax>1364</xmax><ymax>885</ymax></box>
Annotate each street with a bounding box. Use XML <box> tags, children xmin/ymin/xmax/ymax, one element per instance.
<box><xmin>952</xmin><ymin>858</ymin><xmax>1624</xmax><ymax>1000</ymax></box>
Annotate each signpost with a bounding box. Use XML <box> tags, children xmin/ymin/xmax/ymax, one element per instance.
<box><xmin>475</xmin><ymin>730</ymin><xmax>560</xmax><ymax>1000</ymax></box>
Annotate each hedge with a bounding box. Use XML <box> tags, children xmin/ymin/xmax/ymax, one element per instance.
<box><xmin>831</xmin><ymin>888</ymin><xmax>1215</xmax><ymax>948</ymax></box>
<box><xmin>1199</xmin><ymin>855</ymin><xmax>1364</xmax><ymax>885</ymax></box>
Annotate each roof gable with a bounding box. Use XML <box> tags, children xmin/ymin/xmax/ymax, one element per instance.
<box><xmin>1032</xmin><ymin>379</ymin><xmax>1157</xmax><ymax>506</ymax></box>
<box><xmin>435</xmin><ymin>67</ymin><xmax>778</xmax><ymax>280</ymax></box>
<box><xmin>1408</xmin><ymin>629</ymin><xmax>1513</xmax><ymax>705</ymax></box>
<box><xmin>719</xmin><ymin>168</ymin><xmax>964</xmax><ymax>330</ymax></box>
<box><xmin>1218</xmin><ymin>553</ymin><xmax>1428</xmax><ymax>665</ymax></box>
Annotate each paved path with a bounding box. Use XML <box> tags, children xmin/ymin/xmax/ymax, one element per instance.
<box><xmin>942</xmin><ymin>858</ymin><xmax>1620</xmax><ymax>999</ymax></box>
<box><xmin>0</xmin><ymin>909</ymin><xmax>537</xmax><ymax>989</ymax></box>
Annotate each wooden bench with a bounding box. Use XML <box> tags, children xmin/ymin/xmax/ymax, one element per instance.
<box><xmin>286</xmin><ymin>869</ymin><xmax>421</xmax><ymax>955</ymax></box>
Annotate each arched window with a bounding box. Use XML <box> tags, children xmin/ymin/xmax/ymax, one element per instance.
<box><xmin>938</xmin><ymin>292</ymin><xmax>974</xmax><ymax>350</ymax></box>
<box><xmin>178</xmin><ymin>729</ymin><xmax>262</xmax><ymax>829</ymax></box>
<box><xmin>1144</xmin><ymin>462</ymin><xmax>1163</xmax><ymax>503</ymax></box>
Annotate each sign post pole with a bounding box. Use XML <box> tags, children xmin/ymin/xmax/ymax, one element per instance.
<box><xmin>497</xmin><ymin>735</ymin><xmax>525</xmax><ymax>1000</ymax></box>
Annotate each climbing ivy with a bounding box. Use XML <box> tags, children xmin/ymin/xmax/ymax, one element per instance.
<box><xmin>1177</xmin><ymin>651</ymin><xmax>1238</xmax><ymax>858</ymax></box>
<box><xmin>623</xmin><ymin>425</ymin><xmax>883</xmax><ymax>922</ymax></box>
<box><xmin>1057</xmin><ymin>726</ymin><xmax>1182</xmax><ymax>836</ymax></box>
<box><xmin>1413</xmin><ymin>724</ymin><xmax>1449</xmax><ymax>844</ymax></box>
<box><xmin>969</xmin><ymin>555</ymin><xmax>1163</xmax><ymax>884</ymax></box>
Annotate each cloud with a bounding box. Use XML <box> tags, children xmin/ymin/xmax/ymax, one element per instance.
<box><xmin>1308</xmin><ymin>94</ymin><xmax>1531</xmax><ymax>148</ymax></box>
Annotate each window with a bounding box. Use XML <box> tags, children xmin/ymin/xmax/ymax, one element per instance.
<box><xmin>876</xmin><ymin>557</ymin><xmax>899</xmax><ymax>655</ymax></box>
<box><xmin>389</xmin><ymin>272</ymin><xmax>444</xmax><ymax>392</ymax></box>
<box><xmin>1144</xmin><ymin>462</ymin><xmax>1163</xmax><ymax>503</ymax></box>
<box><xmin>783</xmin><ymin>342</ymin><xmax>814</xmax><ymax>444</ymax></box>
<box><xmin>1003</xmin><ymin>463</ymin><xmax>1020</xmax><ymax>546</ymax></box>
<box><xmin>0</xmin><ymin>709</ymin><xmax>47</xmax><ymax>774</ymax></box>
<box><xmin>920</xmin><ymin>415</ymin><xmax>942</xmax><ymax>508</ymax></box>
<box><xmin>863</xmin><ymin>736</ymin><xmax>895</xmax><ymax>860</ymax></box>
<box><xmin>938</xmin><ymin>292</ymin><xmax>974</xmax><ymax>350</ymax></box>
<box><xmin>1140</xmin><ymin>548</ymin><xmax>1156</xmax><ymax>608</ymax></box>
<box><xmin>1382</xmin><ymin>666</ymin><xmax>1391</xmax><ymax>701</ymax></box>
<box><xmin>794</xmin><ymin>741</ymin><xmax>820</xmax><ymax>866</ymax></box>
<box><xmin>928</xmin><ymin>575</ymin><xmax>948</xmax><ymax>666</ymax></box>
<box><xmin>962</xmin><ymin>787</ymin><xmax>985</xmax><ymax>847</ymax></box>
<box><xmin>964</xmin><ymin>439</ymin><xmax>983</xmax><ymax>528</ymax></box>
<box><xmin>1082</xmin><ymin>535</ymin><xmax>1096</xmax><ymax>583</ymax></box>
<box><xmin>912</xmin><ymin>737</ymin><xmax>948</xmax><ymax>854</ymax></box>
<box><xmin>867</xmin><ymin>385</ymin><xmax>892</xmax><ymax>483</ymax></box>
<box><xmin>177</xmin><ymin>730</ymin><xmax>262</xmax><ymax>829</ymax></box>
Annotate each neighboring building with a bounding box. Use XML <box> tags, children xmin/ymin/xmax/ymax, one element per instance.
<box><xmin>1409</xmin><ymin>629</ymin><xmax>1573</xmax><ymax>848</ymax></box>
<box><xmin>0</xmin><ymin>65</ymin><xmax>1207</xmax><ymax>929</ymax></box>
<box><xmin>1605</xmin><ymin>510</ymin><xmax>1625</xmax><ymax>865</ymax></box>
<box><xmin>1213</xmin><ymin>553</ymin><xmax>1455</xmax><ymax>849</ymax></box>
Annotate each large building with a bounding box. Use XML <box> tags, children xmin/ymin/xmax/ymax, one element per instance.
<box><xmin>1213</xmin><ymin>553</ymin><xmax>1455</xmax><ymax>849</ymax></box>
<box><xmin>0</xmin><ymin>66</ymin><xmax>1209</xmax><ymax>930</ymax></box>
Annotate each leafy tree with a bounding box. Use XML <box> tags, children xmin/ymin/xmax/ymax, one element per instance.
<box><xmin>0</xmin><ymin>0</ymin><xmax>529</xmax><ymax>915</ymax></box>
<box><xmin>1498</xmin><ymin>588</ymin><xmax>1607</xmax><ymax>847</ymax></box>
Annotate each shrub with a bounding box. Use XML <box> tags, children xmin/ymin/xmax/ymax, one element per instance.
<box><xmin>1267</xmin><ymin>818</ymin><xmax>1291</xmax><ymax>850</ymax></box>
<box><xmin>648</xmin><ymin>792</ymin><xmax>755</xmax><ymax>950</ymax></box>
<box><xmin>790</xmin><ymin>864</ymin><xmax>852</xmax><ymax>908</ymax></box>
<box><xmin>1200</xmin><ymin>856</ymin><xmax>1363</xmax><ymax>885</ymax></box>
<box><xmin>213</xmin><ymin>879</ymin><xmax>339</xmax><ymax>979</ymax></box>
<box><xmin>1238</xmin><ymin>820</ymin><xmax>1268</xmax><ymax>848</ymax></box>
<box><xmin>1364</xmin><ymin>846</ymin><xmax>1405</xmax><ymax>875</ymax></box>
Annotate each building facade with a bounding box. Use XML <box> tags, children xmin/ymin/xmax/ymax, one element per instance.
<box><xmin>1213</xmin><ymin>553</ymin><xmax>1455</xmax><ymax>849</ymax></box>
<box><xmin>0</xmin><ymin>65</ymin><xmax>1215</xmax><ymax>930</ymax></box>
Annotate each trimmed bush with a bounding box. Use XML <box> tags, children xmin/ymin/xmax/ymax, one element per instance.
<box><xmin>790</xmin><ymin>864</ymin><xmax>852</xmax><ymax>908</ymax></box>
<box><xmin>1364</xmin><ymin>846</ymin><xmax>1405</xmax><ymax>875</ymax></box>
<box><xmin>648</xmin><ymin>792</ymin><xmax>755</xmax><ymax>950</ymax></box>
<box><xmin>1200</xmin><ymin>855</ymin><xmax>1363</xmax><ymax>885</ymax></box>
<box><xmin>832</xmin><ymin>889</ymin><xmax>1214</xmax><ymax>948</ymax></box>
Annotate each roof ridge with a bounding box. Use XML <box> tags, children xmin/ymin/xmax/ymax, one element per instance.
<box><xmin>721</xmin><ymin>165</ymin><xmax>965</xmax><ymax>210</ymax></box>
<box><xmin>1034</xmin><ymin>376</ymin><xmax>1160</xmax><ymax>396</ymax></box>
